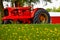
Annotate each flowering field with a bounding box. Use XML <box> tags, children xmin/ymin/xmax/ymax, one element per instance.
<box><xmin>0</xmin><ymin>24</ymin><xmax>60</xmax><ymax>40</ymax></box>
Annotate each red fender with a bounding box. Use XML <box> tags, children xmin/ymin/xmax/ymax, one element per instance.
<box><xmin>31</xmin><ymin>8</ymin><xmax>45</xmax><ymax>18</ymax></box>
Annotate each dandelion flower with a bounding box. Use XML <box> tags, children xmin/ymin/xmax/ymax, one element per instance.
<box><xmin>36</xmin><ymin>28</ymin><xmax>39</xmax><ymax>31</ymax></box>
<box><xmin>44</xmin><ymin>28</ymin><xmax>48</xmax><ymax>31</ymax></box>
<box><xmin>8</xmin><ymin>29</ymin><xmax>10</xmax><ymax>31</ymax></box>
<box><xmin>26</xmin><ymin>38</ymin><xmax>28</xmax><ymax>40</ymax></box>
<box><xmin>19</xmin><ymin>38</ymin><xmax>21</xmax><ymax>40</ymax></box>
<box><xmin>50</xmin><ymin>30</ymin><xmax>53</xmax><ymax>33</ymax></box>
<box><xmin>54</xmin><ymin>28</ymin><xmax>58</xmax><ymax>32</ymax></box>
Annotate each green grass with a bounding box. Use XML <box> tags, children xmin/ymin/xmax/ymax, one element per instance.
<box><xmin>0</xmin><ymin>24</ymin><xmax>60</xmax><ymax>40</ymax></box>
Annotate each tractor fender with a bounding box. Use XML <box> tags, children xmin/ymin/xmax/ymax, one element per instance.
<box><xmin>31</xmin><ymin>8</ymin><xmax>45</xmax><ymax>18</ymax></box>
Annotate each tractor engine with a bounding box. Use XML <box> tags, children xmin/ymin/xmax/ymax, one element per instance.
<box><xmin>2</xmin><ymin>6</ymin><xmax>32</xmax><ymax>24</ymax></box>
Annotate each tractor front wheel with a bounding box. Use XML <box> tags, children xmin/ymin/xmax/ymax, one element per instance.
<box><xmin>33</xmin><ymin>9</ymin><xmax>50</xmax><ymax>24</ymax></box>
<box><xmin>2</xmin><ymin>20</ymin><xmax>13</xmax><ymax>24</ymax></box>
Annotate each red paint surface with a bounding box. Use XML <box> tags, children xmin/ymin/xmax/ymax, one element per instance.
<box><xmin>50</xmin><ymin>16</ymin><xmax>60</xmax><ymax>24</ymax></box>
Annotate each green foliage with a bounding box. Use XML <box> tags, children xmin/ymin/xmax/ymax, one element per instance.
<box><xmin>44</xmin><ymin>0</ymin><xmax>52</xmax><ymax>3</ymax></box>
<box><xmin>46</xmin><ymin>8</ymin><xmax>52</xmax><ymax>12</ymax></box>
<box><xmin>0</xmin><ymin>24</ymin><xmax>60</xmax><ymax>40</ymax></box>
<box><xmin>46</xmin><ymin>7</ymin><xmax>60</xmax><ymax>12</ymax></box>
<box><xmin>14</xmin><ymin>0</ymin><xmax>40</xmax><ymax>6</ymax></box>
<box><xmin>11</xmin><ymin>0</ymin><xmax>52</xmax><ymax>6</ymax></box>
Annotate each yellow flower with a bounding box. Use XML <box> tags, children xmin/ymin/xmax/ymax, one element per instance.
<box><xmin>44</xmin><ymin>32</ymin><xmax>46</xmax><ymax>34</ymax></box>
<box><xmin>8</xmin><ymin>29</ymin><xmax>10</xmax><ymax>31</ymax></box>
<box><xmin>36</xmin><ymin>31</ymin><xmax>39</xmax><ymax>34</ymax></box>
<box><xmin>18</xmin><ymin>27</ymin><xmax>20</xmax><ymax>30</ymax></box>
<box><xmin>31</xmin><ymin>26</ymin><xmax>34</xmax><ymax>28</ymax></box>
<box><xmin>54</xmin><ymin>28</ymin><xmax>58</xmax><ymax>32</ymax></box>
<box><xmin>57</xmin><ymin>33</ymin><xmax>60</xmax><ymax>36</ymax></box>
<box><xmin>44</xmin><ymin>28</ymin><xmax>48</xmax><ymax>31</ymax></box>
<box><xmin>26</xmin><ymin>38</ymin><xmax>28</xmax><ymax>40</ymax></box>
<box><xmin>53</xmin><ymin>34</ymin><xmax>55</xmax><ymax>36</ymax></box>
<box><xmin>50</xmin><ymin>30</ymin><xmax>53</xmax><ymax>33</ymax></box>
<box><xmin>19</xmin><ymin>38</ymin><xmax>21</xmax><ymax>40</ymax></box>
<box><xmin>55</xmin><ymin>39</ymin><xmax>58</xmax><ymax>40</ymax></box>
<box><xmin>24</xmin><ymin>36</ymin><xmax>26</xmax><ymax>38</ymax></box>
<box><xmin>22</xmin><ymin>27</ymin><xmax>25</xmax><ymax>31</ymax></box>
<box><xmin>40</xmin><ymin>31</ymin><xmax>42</xmax><ymax>34</ymax></box>
<box><xmin>54</xmin><ymin>32</ymin><xmax>57</xmax><ymax>34</ymax></box>
<box><xmin>12</xmin><ymin>32</ymin><xmax>17</xmax><ymax>35</ymax></box>
<box><xmin>17</xmin><ymin>28</ymin><xmax>20</xmax><ymax>31</ymax></box>
<box><xmin>47</xmin><ymin>38</ymin><xmax>50</xmax><ymax>40</ymax></box>
<box><xmin>25</xmin><ymin>24</ymin><xmax>28</xmax><ymax>26</ymax></box>
<box><xmin>30</xmin><ymin>33</ymin><xmax>32</xmax><ymax>35</ymax></box>
<box><xmin>19</xmin><ymin>36</ymin><xmax>22</xmax><ymax>38</ymax></box>
<box><xmin>31</xmin><ymin>27</ymin><xmax>34</xmax><ymax>30</ymax></box>
<box><xmin>44</xmin><ymin>39</ymin><xmax>46</xmax><ymax>40</ymax></box>
<box><xmin>40</xmin><ymin>39</ymin><xmax>42</xmax><ymax>40</ymax></box>
<box><xmin>33</xmin><ymin>35</ymin><xmax>35</xmax><ymax>37</ymax></box>
<box><xmin>36</xmin><ymin>28</ymin><xmax>39</xmax><ymax>31</ymax></box>
<box><xmin>37</xmin><ymin>34</ymin><xmax>39</xmax><ymax>37</ymax></box>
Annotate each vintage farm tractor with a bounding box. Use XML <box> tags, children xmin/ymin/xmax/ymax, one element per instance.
<box><xmin>2</xmin><ymin>2</ymin><xmax>50</xmax><ymax>24</ymax></box>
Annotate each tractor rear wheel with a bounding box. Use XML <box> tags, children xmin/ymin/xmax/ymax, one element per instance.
<box><xmin>33</xmin><ymin>9</ymin><xmax>50</xmax><ymax>24</ymax></box>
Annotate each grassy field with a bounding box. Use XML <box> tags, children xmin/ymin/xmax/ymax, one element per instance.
<box><xmin>0</xmin><ymin>24</ymin><xmax>60</xmax><ymax>40</ymax></box>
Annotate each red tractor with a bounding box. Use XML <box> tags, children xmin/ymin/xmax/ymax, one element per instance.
<box><xmin>2</xmin><ymin>5</ymin><xmax>50</xmax><ymax>24</ymax></box>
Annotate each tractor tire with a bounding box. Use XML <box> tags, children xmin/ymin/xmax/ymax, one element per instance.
<box><xmin>2</xmin><ymin>20</ymin><xmax>13</xmax><ymax>24</ymax></box>
<box><xmin>16</xmin><ymin>20</ymin><xmax>21</xmax><ymax>24</ymax></box>
<box><xmin>33</xmin><ymin>9</ymin><xmax>50</xmax><ymax>24</ymax></box>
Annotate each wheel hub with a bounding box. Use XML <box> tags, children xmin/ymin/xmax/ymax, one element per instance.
<box><xmin>39</xmin><ymin>13</ymin><xmax>48</xmax><ymax>23</ymax></box>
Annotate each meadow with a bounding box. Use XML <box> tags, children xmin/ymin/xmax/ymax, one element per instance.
<box><xmin>0</xmin><ymin>24</ymin><xmax>60</xmax><ymax>40</ymax></box>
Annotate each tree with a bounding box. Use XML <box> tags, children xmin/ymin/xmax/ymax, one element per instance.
<box><xmin>12</xmin><ymin>0</ymin><xmax>52</xmax><ymax>7</ymax></box>
<box><xmin>0</xmin><ymin>0</ymin><xmax>4</xmax><ymax>23</ymax></box>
